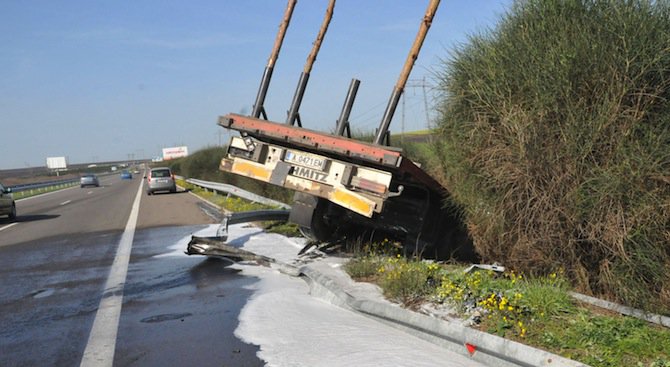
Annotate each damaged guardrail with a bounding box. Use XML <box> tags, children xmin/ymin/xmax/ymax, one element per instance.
<box><xmin>185</xmin><ymin>209</ymin><xmax>291</xmax><ymax>261</ymax></box>
<box><xmin>185</xmin><ymin>178</ymin><xmax>290</xmax><ymax>209</ymax></box>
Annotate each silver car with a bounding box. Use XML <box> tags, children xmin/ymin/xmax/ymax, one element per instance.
<box><xmin>146</xmin><ymin>167</ymin><xmax>177</xmax><ymax>195</ymax></box>
<box><xmin>0</xmin><ymin>182</ymin><xmax>17</xmax><ymax>221</ymax></box>
<box><xmin>80</xmin><ymin>174</ymin><xmax>100</xmax><ymax>188</ymax></box>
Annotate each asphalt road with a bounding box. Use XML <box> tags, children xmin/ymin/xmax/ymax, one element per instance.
<box><xmin>0</xmin><ymin>174</ymin><xmax>264</xmax><ymax>367</ymax></box>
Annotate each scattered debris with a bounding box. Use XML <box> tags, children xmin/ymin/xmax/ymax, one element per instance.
<box><xmin>463</xmin><ymin>264</ymin><xmax>505</xmax><ymax>274</ymax></box>
<box><xmin>186</xmin><ymin>236</ymin><xmax>275</xmax><ymax>267</ymax></box>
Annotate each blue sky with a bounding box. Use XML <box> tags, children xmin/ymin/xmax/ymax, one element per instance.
<box><xmin>0</xmin><ymin>1</ymin><xmax>511</xmax><ymax>169</ymax></box>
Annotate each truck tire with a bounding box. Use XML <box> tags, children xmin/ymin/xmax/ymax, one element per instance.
<box><xmin>9</xmin><ymin>204</ymin><xmax>16</xmax><ymax>221</ymax></box>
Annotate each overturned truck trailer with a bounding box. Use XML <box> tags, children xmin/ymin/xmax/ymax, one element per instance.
<box><xmin>217</xmin><ymin>0</ymin><xmax>473</xmax><ymax>259</ymax></box>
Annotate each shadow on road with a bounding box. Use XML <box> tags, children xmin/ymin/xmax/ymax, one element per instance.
<box><xmin>147</xmin><ymin>189</ymin><xmax>191</xmax><ymax>196</ymax></box>
<box><xmin>13</xmin><ymin>214</ymin><xmax>60</xmax><ymax>223</ymax></box>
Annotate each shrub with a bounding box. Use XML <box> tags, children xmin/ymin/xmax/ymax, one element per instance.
<box><xmin>376</xmin><ymin>256</ymin><xmax>441</xmax><ymax>305</ymax></box>
<box><xmin>168</xmin><ymin>146</ymin><xmax>294</xmax><ymax>204</ymax></box>
<box><xmin>434</xmin><ymin>0</ymin><xmax>670</xmax><ymax>312</ymax></box>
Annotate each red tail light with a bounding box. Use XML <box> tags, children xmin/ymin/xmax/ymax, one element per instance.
<box><xmin>350</xmin><ymin>176</ymin><xmax>387</xmax><ymax>195</ymax></box>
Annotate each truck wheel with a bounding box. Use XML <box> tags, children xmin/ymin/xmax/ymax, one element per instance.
<box><xmin>9</xmin><ymin>204</ymin><xmax>16</xmax><ymax>221</ymax></box>
<box><xmin>299</xmin><ymin>198</ymin><xmax>339</xmax><ymax>242</ymax></box>
<box><xmin>290</xmin><ymin>193</ymin><xmax>338</xmax><ymax>242</ymax></box>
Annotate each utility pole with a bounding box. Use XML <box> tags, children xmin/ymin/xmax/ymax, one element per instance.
<box><xmin>404</xmin><ymin>77</ymin><xmax>433</xmax><ymax>130</ymax></box>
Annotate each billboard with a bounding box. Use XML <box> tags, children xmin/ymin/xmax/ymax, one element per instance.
<box><xmin>162</xmin><ymin>146</ymin><xmax>188</xmax><ymax>160</ymax></box>
<box><xmin>46</xmin><ymin>156</ymin><xmax>67</xmax><ymax>170</ymax></box>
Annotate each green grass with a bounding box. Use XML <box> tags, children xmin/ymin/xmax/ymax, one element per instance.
<box><xmin>431</xmin><ymin>0</ymin><xmax>670</xmax><ymax>313</ymax></box>
<box><xmin>12</xmin><ymin>182</ymin><xmax>79</xmax><ymax>200</ymax></box>
<box><xmin>346</xmin><ymin>253</ymin><xmax>670</xmax><ymax>367</ymax></box>
<box><xmin>176</xmin><ymin>179</ymin><xmax>300</xmax><ymax>237</ymax></box>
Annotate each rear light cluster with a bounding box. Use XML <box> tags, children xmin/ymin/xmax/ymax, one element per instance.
<box><xmin>350</xmin><ymin>176</ymin><xmax>387</xmax><ymax>195</ymax></box>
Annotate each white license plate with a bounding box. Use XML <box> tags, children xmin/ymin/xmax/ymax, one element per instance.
<box><xmin>284</xmin><ymin>150</ymin><xmax>328</xmax><ymax>171</ymax></box>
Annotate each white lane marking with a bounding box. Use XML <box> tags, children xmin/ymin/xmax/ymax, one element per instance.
<box><xmin>0</xmin><ymin>222</ymin><xmax>18</xmax><ymax>232</ymax></box>
<box><xmin>80</xmin><ymin>180</ymin><xmax>143</xmax><ymax>367</ymax></box>
<box><xmin>60</xmin><ymin>200</ymin><xmax>71</xmax><ymax>206</ymax></box>
<box><xmin>88</xmin><ymin>191</ymin><xmax>93</xmax><ymax>195</ymax></box>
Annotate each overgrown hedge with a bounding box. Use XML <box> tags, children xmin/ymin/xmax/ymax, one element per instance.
<box><xmin>433</xmin><ymin>0</ymin><xmax>670</xmax><ymax>312</ymax></box>
<box><xmin>166</xmin><ymin>146</ymin><xmax>294</xmax><ymax>204</ymax></box>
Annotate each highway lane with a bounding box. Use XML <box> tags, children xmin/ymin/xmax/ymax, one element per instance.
<box><xmin>0</xmin><ymin>174</ymin><xmax>136</xmax><ymax>246</ymax></box>
<box><xmin>0</xmin><ymin>174</ymin><xmax>263</xmax><ymax>366</ymax></box>
<box><xmin>0</xmin><ymin>174</ymin><xmax>137</xmax><ymax>366</ymax></box>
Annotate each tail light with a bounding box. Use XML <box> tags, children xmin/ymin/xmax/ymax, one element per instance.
<box><xmin>350</xmin><ymin>176</ymin><xmax>387</xmax><ymax>195</ymax></box>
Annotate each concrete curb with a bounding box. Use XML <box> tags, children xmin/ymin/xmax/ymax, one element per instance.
<box><xmin>299</xmin><ymin>266</ymin><xmax>589</xmax><ymax>367</ymax></box>
<box><xmin>570</xmin><ymin>292</ymin><xmax>670</xmax><ymax>328</ymax></box>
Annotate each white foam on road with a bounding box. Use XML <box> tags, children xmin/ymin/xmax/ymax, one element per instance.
<box><xmin>80</xmin><ymin>180</ymin><xmax>144</xmax><ymax>367</ymax></box>
<box><xmin>157</xmin><ymin>223</ymin><xmax>485</xmax><ymax>366</ymax></box>
<box><xmin>219</xmin><ymin>224</ymin><xmax>486</xmax><ymax>367</ymax></box>
<box><xmin>153</xmin><ymin>224</ymin><xmax>221</xmax><ymax>258</ymax></box>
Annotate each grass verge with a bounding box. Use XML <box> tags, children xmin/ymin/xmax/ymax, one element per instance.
<box><xmin>345</xmin><ymin>254</ymin><xmax>670</xmax><ymax>367</ymax></box>
<box><xmin>12</xmin><ymin>183</ymin><xmax>79</xmax><ymax>200</ymax></box>
<box><xmin>177</xmin><ymin>179</ymin><xmax>300</xmax><ymax>237</ymax></box>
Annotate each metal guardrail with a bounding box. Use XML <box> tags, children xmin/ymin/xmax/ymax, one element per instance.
<box><xmin>184</xmin><ymin>178</ymin><xmax>291</xmax><ymax>209</ymax></box>
<box><xmin>8</xmin><ymin>171</ymin><xmax>118</xmax><ymax>194</ymax></box>
<box><xmin>9</xmin><ymin>178</ymin><xmax>80</xmax><ymax>193</ymax></box>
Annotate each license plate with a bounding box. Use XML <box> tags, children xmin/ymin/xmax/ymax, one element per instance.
<box><xmin>284</xmin><ymin>150</ymin><xmax>329</xmax><ymax>171</ymax></box>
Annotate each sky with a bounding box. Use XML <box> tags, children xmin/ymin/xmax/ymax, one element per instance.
<box><xmin>0</xmin><ymin>0</ymin><xmax>512</xmax><ymax>170</ymax></box>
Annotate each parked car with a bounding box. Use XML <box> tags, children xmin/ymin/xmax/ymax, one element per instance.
<box><xmin>146</xmin><ymin>167</ymin><xmax>176</xmax><ymax>195</ymax></box>
<box><xmin>120</xmin><ymin>170</ymin><xmax>133</xmax><ymax>180</ymax></box>
<box><xmin>0</xmin><ymin>182</ymin><xmax>17</xmax><ymax>221</ymax></box>
<box><xmin>80</xmin><ymin>174</ymin><xmax>100</xmax><ymax>188</ymax></box>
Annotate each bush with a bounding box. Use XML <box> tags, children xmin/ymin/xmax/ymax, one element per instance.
<box><xmin>376</xmin><ymin>256</ymin><xmax>441</xmax><ymax>305</ymax></box>
<box><xmin>168</xmin><ymin>146</ymin><xmax>294</xmax><ymax>204</ymax></box>
<box><xmin>434</xmin><ymin>0</ymin><xmax>670</xmax><ymax>312</ymax></box>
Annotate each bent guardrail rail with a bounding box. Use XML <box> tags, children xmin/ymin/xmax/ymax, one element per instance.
<box><xmin>184</xmin><ymin>178</ymin><xmax>291</xmax><ymax>209</ymax></box>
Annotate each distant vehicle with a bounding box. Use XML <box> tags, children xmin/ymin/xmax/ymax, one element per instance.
<box><xmin>146</xmin><ymin>167</ymin><xmax>176</xmax><ymax>195</ymax></box>
<box><xmin>80</xmin><ymin>174</ymin><xmax>100</xmax><ymax>188</ymax></box>
<box><xmin>0</xmin><ymin>182</ymin><xmax>17</xmax><ymax>221</ymax></box>
<box><xmin>120</xmin><ymin>170</ymin><xmax>133</xmax><ymax>180</ymax></box>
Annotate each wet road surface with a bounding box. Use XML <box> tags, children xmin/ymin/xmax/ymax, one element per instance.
<box><xmin>0</xmin><ymin>175</ymin><xmax>264</xmax><ymax>366</ymax></box>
